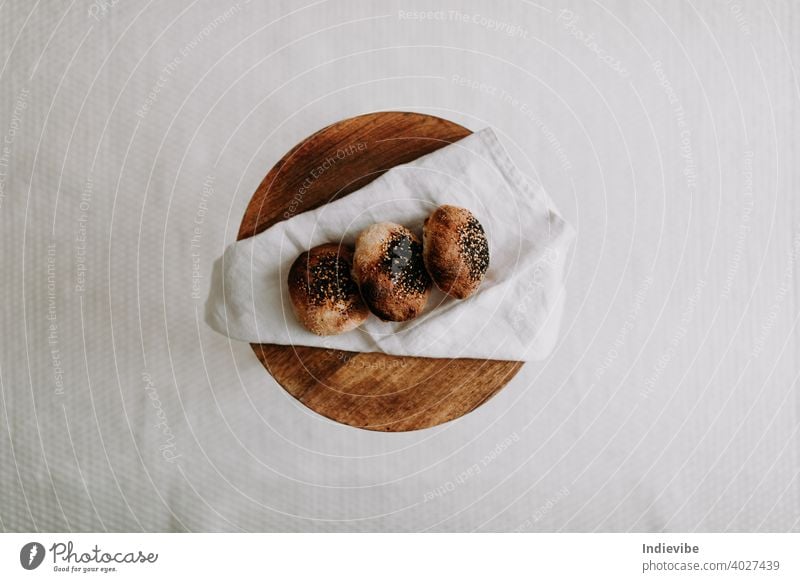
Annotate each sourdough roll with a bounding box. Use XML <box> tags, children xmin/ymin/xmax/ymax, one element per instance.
<box><xmin>287</xmin><ymin>243</ymin><xmax>369</xmax><ymax>335</ymax></box>
<box><xmin>423</xmin><ymin>205</ymin><xmax>489</xmax><ymax>299</ymax></box>
<box><xmin>352</xmin><ymin>222</ymin><xmax>432</xmax><ymax>321</ymax></box>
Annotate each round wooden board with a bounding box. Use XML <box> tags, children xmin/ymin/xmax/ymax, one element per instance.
<box><xmin>238</xmin><ymin>111</ymin><xmax>523</xmax><ymax>431</ymax></box>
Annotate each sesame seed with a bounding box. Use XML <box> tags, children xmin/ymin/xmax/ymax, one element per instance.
<box><xmin>458</xmin><ymin>216</ymin><xmax>489</xmax><ymax>282</ymax></box>
<box><xmin>297</xmin><ymin>252</ymin><xmax>358</xmax><ymax>307</ymax></box>
<box><xmin>380</xmin><ymin>232</ymin><xmax>430</xmax><ymax>296</ymax></box>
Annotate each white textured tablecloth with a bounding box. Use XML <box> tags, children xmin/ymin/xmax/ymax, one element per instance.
<box><xmin>206</xmin><ymin>128</ymin><xmax>574</xmax><ymax>360</ymax></box>
<box><xmin>1</xmin><ymin>0</ymin><xmax>798</xmax><ymax>532</ymax></box>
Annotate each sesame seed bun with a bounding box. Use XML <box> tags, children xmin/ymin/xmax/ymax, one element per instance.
<box><xmin>352</xmin><ymin>222</ymin><xmax>432</xmax><ymax>322</ymax></box>
<box><xmin>287</xmin><ymin>243</ymin><xmax>369</xmax><ymax>335</ymax></box>
<box><xmin>422</xmin><ymin>205</ymin><xmax>489</xmax><ymax>299</ymax></box>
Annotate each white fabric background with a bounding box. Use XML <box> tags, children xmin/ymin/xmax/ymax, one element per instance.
<box><xmin>1</xmin><ymin>0</ymin><xmax>798</xmax><ymax>532</ymax></box>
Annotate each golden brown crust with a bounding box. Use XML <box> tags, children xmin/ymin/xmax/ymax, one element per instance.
<box><xmin>423</xmin><ymin>205</ymin><xmax>489</xmax><ymax>299</ymax></box>
<box><xmin>352</xmin><ymin>223</ymin><xmax>431</xmax><ymax>321</ymax></box>
<box><xmin>287</xmin><ymin>243</ymin><xmax>369</xmax><ymax>335</ymax></box>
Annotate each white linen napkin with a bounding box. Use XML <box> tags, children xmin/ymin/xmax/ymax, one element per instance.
<box><xmin>205</xmin><ymin>128</ymin><xmax>574</xmax><ymax>361</ymax></box>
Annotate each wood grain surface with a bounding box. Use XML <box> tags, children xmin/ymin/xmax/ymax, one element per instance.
<box><xmin>238</xmin><ymin>111</ymin><xmax>523</xmax><ymax>431</ymax></box>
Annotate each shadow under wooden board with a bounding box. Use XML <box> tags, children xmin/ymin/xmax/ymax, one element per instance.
<box><xmin>238</xmin><ymin>111</ymin><xmax>524</xmax><ymax>432</ymax></box>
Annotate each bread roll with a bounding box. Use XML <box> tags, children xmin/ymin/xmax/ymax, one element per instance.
<box><xmin>423</xmin><ymin>205</ymin><xmax>489</xmax><ymax>299</ymax></box>
<box><xmin>287</xmin><ymin>243</ymin><xmax>369</xmax><ymax>335</ymax></box>
<box><xmin>352</xmin><ymin>222</ymin><xmax>431</xmax><ymax>321</ymax></box>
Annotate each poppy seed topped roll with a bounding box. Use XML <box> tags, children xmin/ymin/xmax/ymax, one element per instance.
<box><xmin>287</xmin><ymin>243</ymin><xmax>369</xmax><ymax>335</ymax></box>
<box><xmin>352</xmin><ymin>222</ymin><xmax>432</xmax><ymax>322</ymax></box>
<box><xmin>423</xmin><ymin>205</ymin><xmax>489</xmax><ymax>299</ymax></box>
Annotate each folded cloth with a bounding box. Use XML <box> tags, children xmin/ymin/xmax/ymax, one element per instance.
<box><xmin>205</xmin><ymin>128</ymin><xmax>574</xmax><ymax>361</ymax></box>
